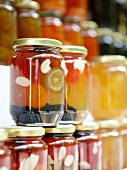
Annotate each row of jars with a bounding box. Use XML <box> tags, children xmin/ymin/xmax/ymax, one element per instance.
<box><xmin>1</xmin><ymin>119</ymin><xmax>127</xmax><ymax>170</ymax></box>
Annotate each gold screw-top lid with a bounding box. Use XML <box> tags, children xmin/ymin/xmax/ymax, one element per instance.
<box><xmin>39</xmin><ymin>10</ymin><xmax>62</xmax><ymax>18</ymax></box>
<box><xmin>6</xmin><ymin>126</ymin><xmax>45</xmax><ymax>137</ymax></box>
<box><xmin>91</xmin><ymin>55</ymin><xmax>126</xmax><ymax>63</ymax></box>
<box><xmin>97</xmin><ymin>120</ymin><xmax>120</xmax><ymax>129</ymax></box>
<box><xmin>13</xmin><ymin>38</ymin><xmax>62</xmax><ymax>49</ymax></box>
<box><xmin>119</xmin><ymin>118</ymin><xmax>127</xmax><ymax>127</ymax></box>
<box><xmin>0</xmin><ymin>128</ymin><xmax>8</xmax><ymax>141</ymax></box>
<box><xmin>76</xmin><ymin>122</ymin><xmax>99</xmax><ymax>131</ymax></box>
<box><xmin>60</xmin><ymin>45</ymin><xmax>88</xmax><ymax>56</ymax></box>
<box><xmin>96</xmin><ymin>27</ymin><xmax>113</xmax><ymax>37</ymax></box>
<box><xmin>80</xmin><ymin>21</ymin><xmax>98</xmax><ymax>29</ymax></box>
<box><xmin>63</xmin><ymin>16</ymin><xmax>80</xmax><ymax>24</ymax></box>
<box><xmin>45</xmin><ymin>125</ymin><xmax>75</xmax><ymax>134</ymax></box>
<box><xmin>113</xmin><ymin>32</ymin><xmax>124</xmax><ymax>41</ymax></box>
<box><xmin>13</xmin><ymin>0</ymin><xmax>40</xmax><ymax>10</ymax></box>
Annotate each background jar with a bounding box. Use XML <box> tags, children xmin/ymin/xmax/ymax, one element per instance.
<box><xmin>13</xmin><ymin>0</ymin><xmax>41</xmax><ymax>38</ymax></box>
<box><xmin>97</xmin><ymin>120</ymin><xmax>123</xmax><ymax>170</ymax></box>
<box><xmin>43</xmin><ymin>125</ymin><xmax>78</xmax><ymax>170</ymax></box>
<box><xmin>5</xmin><ymin>126</ymin><xmax>48</xmax><ymax>170</ymax></box>
<box><xmin>39</xmin><ymin>10</ymin><xmax>64</xmax><ymax>42</ymax></box>
<box><xmin>60</xmin><ymin>45</ymin><xmax>89</xmax><ymax>124</ymax></box>
<box><xmin>0</xmin><ymin>0</ymin><xmax>17</xmax><ymax>65</ymax></box>
<box><xmin>90</xmin><ymin>55</ymin><xmax>127</xmax><ymax>120</ymax></box>
<box><xmin>10</xmin><ymin>38</ymin><xmax>64</xmax><ymax>126</ymax></box>
<box><xmin>0</xmin><ymin>128</ymin><xmax>11</xmax><ymax>169</ymax></box>
<box><xmin>74</xmin><ymin>122</ymin><xmax>102</xmax><ymax>170</ymax></box>
<box><xmin>80</xmin><ymin>21</ymin><xmax>100</xmax><ymax>62</ymax></box>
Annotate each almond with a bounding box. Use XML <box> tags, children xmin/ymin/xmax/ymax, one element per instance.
<box><xmin>58</xmin><ymin>146</ymin><xmax>66</xmax><ymax>160</ymax></box>
<box><xmin>41</xmin><ymin>59</ymin><xmax>51</xmax><ymax>73</ymax></box>
<box><xmin>79</xmin><ymin>161</ymin><xmax>91</xmax><ymax>169</ymax></box>
<box><xmin>64</xmin><ymin>155</ymin><xmax>74</xmax><ymax>167</ymax></box>
<box><xmin>15</xmin><ymin>76</ymin><xmax>30</xmax><ymax>87</ymax></box>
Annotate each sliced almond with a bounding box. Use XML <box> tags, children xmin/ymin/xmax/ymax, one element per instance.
<box><xmin>58</xmin><ymin>146</ymin><xmax>66</xmax><ymax>160</ymax></box>
<box><xmin>0</xmin><ymin>167</ymin><xmax>9</xmax><ymax>170</ymax></box>
<box><xmin>64</xmin><ymin>155</ymin><xmax>74</xmax><ymax>167</ymax></box>
<box><xmin>73</xmin><ymin>60</ymin><xmax>85</xmax><ymax>74</ymax></box>
<box><xmin>19</xmin><ymin>158</ymin><xmax>27</xmax><ymax>170</ymax></box>
<box><xmin>15</xmin><ymin>76</ymin><xmax>30</xmax><ymax>87</ymax></box>
<box><xmin>92</xmin><ymin>142</ymin><xmax>98</xmax><ymax>154</ymax></box>
<box><xmin>48</xmin><ymin>155</ymin><xmax>54</xmax><ymax>165</ymax></box>
<box><xmin>41</xmin><ymin>59</ymin><xmax>51</xmax><ymax>73</ymax></box>
<box><xmin>79</xmin><ymin>161</ymin><xmax>91</xmax><ymax>169</ymax></box>
<box><xmin>61</xmin><ymin>60</ymin><xmax>68</xmax><ymax>76</ymax></box>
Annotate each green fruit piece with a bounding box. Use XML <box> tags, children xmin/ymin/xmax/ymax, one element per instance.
<box><xmin>43</xmin><ymin>67</ymin><xmax>64</xmax><ymax>93</ymax></box>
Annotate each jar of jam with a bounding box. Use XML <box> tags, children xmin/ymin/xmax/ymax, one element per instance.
<box><xmin>63</xmin><ymin>16</ymin><xmax>83</xmax><ymax>46</ymax></box>
<box><xmin>39</xmin><ymin>10</ymin><xmax>64</xmax><ymax>42</ymax></box>
<box><xmin>0</xmin><ymin>128</ymin><xmax>11</xmax><ymax>169</ymax></box>
<box><xmin>5</xmin><ymin>126</ymin><xmax>48</xmax><ymax>170</ymax></box>
<box><xmin>60</xmin><ymin>45</ymin><xmax>89</xmax><ymax>124</ymax></box>
<box><xmin>10</xmin><ymin>38</ymin><xmax>65</xmax><ymax>126</ymax></box>
<box><xmin>80</xmin><ymin>21</ymin><xmax>100</xmax><ymax>62</ymax></box>
<box><xmin>13</xmin><ymin>0</ymin><xmax>41</xmax><ymax>38</ymax></box>
<box><xmin>0</xmin><ymin>0</ymin><xmax>17</xmax><ymax>65</ymax></box>
<box><xmin>90</xmin><ymin>55</ymin><xmax>127</xmax><ymax>120</ymax></box>
<box><xmin>74</xmin><ymin>122</ymin><xmax>102</xmax><ymax>170</ymax></box>
<box><xmin>43</xmin><ymin>125</ymin><xmax>78</xmax><ymax>170</ymax></box>
<box><xmin>97</xmin><ymin>120</ymin><xmax>123</xmax><ymax>170</ymax></box>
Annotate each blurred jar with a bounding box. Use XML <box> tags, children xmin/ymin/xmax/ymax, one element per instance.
<box><xmin>97</xmin><ymin>120</ymin><xmax>123</xmax><ymax>170</ymax></box>
<box><xmin>0</xmin><ymin>0</ymin><xmax>17</xmax><ymax>65</ymax></box>
<box><xmin>63</xmin><ymin>16</ymin><xmax>83</xmax><ymax>45</ymax></box>
<box><xmin>97</xmin><ymin>28</ymin><xmax>115</xmax><ymax>55</ymax></box>
<box><xmin>43</xmin><ymin>125</ymin><xmax>78</xmax><ymax>170</ymax></box>
<box><xmin>60</xmin><ymin>45</ymin><xmax>89</xmax><ymax>124</ymax></box>
<box><xmin>81</xmin><ymin>21</ymin><xmax>100</xmax><ymax>62</ymax></box>
<box><xmin>10</xmin><ymin>38</ymin><xmax>64</xmax><ymax>126</ymax></box>
<box><xmin>6</xmin><ymin>126</ymin><xmax>48</xmax><ymax>170</ymax></box>
<box><xmin>40</xmin><ymin>10</ymin><xmax>64</xmax><ymax>42</ymax></box>
<box><xmin>13</xmin><ymin>0</ymin><xmax>41</xmax><ymax>38</ymax></box>
<box><xmin>74</xmin><ymin>122</ymin><xmax>102</xmax><ymax>170</ymax></box>
<box><xmin>90</xmin><ymin>55</ymin><xmax>127</xmax><ymax>120</ymax></box>
<box><xmin>65</xmin><ymin>0</ymin><xmax>89</xmax><ymax>21</ymax></box>
<box><xmin>0</xmin><ymin>128</ymin><xmax>11</xmax><ymax>169</ymax></box>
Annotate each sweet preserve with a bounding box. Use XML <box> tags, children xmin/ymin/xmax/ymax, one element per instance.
<box><xmin>10</xmin><ymin>38</ymin><xmax>64</xmax><ymax>126</ymax></box>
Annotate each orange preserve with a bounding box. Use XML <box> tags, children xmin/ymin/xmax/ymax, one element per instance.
<box><xmin>74</xmin><ymin>122</ymin><xmax>102</xmax><ymax>170</ymax></box>
<box><xmin>13</xmin><ymin>0</ymin><xmax>41</xmax><ymax>38</ymax></box>
<box><xmin>60</xmin><ymin>45</ymin><xmax>89</xmax><ymax>124</ymax></box>
<box><xmin>97</xmin><ymin>120</ymin><xmax>123</xmax><ymax>170</ymax></box>
<box><xmin>63</xmin><ymin>16</ymin><xmax>83</xmax><ymax>46</ymax></box>
<box><xmin>0</xmin><ymin>128</ymin><xmax>11</xmax><ymax>169</ymax></box>
<box><xmin>90</xmin><ymin>55</ymin><xmax>127</xmax><ymax>120</ymax></box>
<box><xmin>81</xmin><ymin>21</ymin><xmax>99</xmax><ymax>62</ymax></box>
<box><xmin>40</xmin><ymin>11</ymin><xmax>64</xmax><ymax>42</ymax></box>
<box><xmin>10</xmin><ymin>38</ymin><xmax>65</xmax><ymax>126</ymax></box>
<box><xmin>43</xmin><ymin>125</ymin><xmax>78</xmax><ymax>170</ymax></box>
<box><xmin>5</xmin><ymin>126</ymin><xmax>48</xmax><ymax>170</ymax></box>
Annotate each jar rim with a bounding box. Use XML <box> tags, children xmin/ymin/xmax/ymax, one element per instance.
<box><xmin>0</xmin><ymin>128</ymin><xmax>8</xmax><ymax>141</ymax></box>
<box><xmin>97</xmin><ymin>120</ymin><xmax>120</xmax><ymax>129</ymax></box>
<box><xmin>13</xmin><ymin>38</ymin><xmax>62</xmax><ymax>49</ymax></box>
<box><xmin>80</xmin><ymin>21</ymin><xmax>98</xmax><ymax>29</ymax></box>
<box><xmin>76</xmin><ymin>122</ymin><xmax>99</xmax><ymax>131</ymax></box>
<box><xmin>39</xmin><ymin>10</ymin><xmax>62</xmax><ymax>18</ymax></box>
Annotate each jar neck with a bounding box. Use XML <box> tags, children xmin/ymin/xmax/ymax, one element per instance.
<box><xmin>44</xmin><ymin>133</ymin><xmax>73</xmax><ymax>138</ymax></box>
<box><xmin>9</xmin><ymin>136</ymin><xmax>42</xmax><ymax>141</ymax></box>
<box><xmin>74</xmin><ymin>130</ymin><xmax>96</xmax><ymax>137</ymax></box>
<box><xmin>60</xmin><ymin>52</ymin><xmax>85</xmax><ymax>59</ymax></box>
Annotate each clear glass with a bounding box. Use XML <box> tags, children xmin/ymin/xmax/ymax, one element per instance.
<box><xmin>74</xmin><ymin>131</ymin><xmax>102</xmax><ymax>170</ymax></box>
<box><xmin>10</xmin><ymin>45</ymin><xmax>65</xmax><ymax>126</ymax></box>
<box><xmin>43</xmin><ymin>133</ymin><xmax>78</xmax><ymax>170</ymax></box>
<box><xmin>60</xmin><ymin>52</ymin><xmax>90</xmax><ymax>124</ymax></box>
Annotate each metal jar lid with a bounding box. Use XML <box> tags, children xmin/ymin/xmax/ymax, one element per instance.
<box><xmin>39</xmin><ymin>10</ymin><xmax>62</xmax><ymax>18</ymax></box>
<box><xmin>0</xmin><ymin>128</ymin><xmax>8</xmax><ymax>141</ymax></box>
<box><xmin>120</xmin><ymin>118</ymin><xmax>127</xmax><ymax>127</ymax></box>
<box><xmin>45</xmin><ymin>125</ymin><xmax>75</xmax><ymax>134</ymax></box>
<box><xmin>96</xmin><ymin>27</ymin><xmax>113</xmax><ymax>37</ymax></box>
<box><xmin>97</xmin><ymin>120</ymin><xmax>120</xmax><ymax>129</ymax></box>
<box><xmin>13</xmin><ymin>38</ymin><xmax>62</xmax><ymax>49</ymax></box>
<box><xmin>6</xmin><ymin>126</ymin><xmax>45</xmax><ymax>137</ymax></box>
<box><xmin>76</xmin><ymin>122</ymin><xmax>99</xmax><ymax>131</ymax></box>
<box><xmin>60</xmin><ymin>45</ymin><xmax>88</xmax><ymax>56</ymax></box>
<box><xmin>80</xmin><ymin>21</ymin><xmax>98</xmax><ymax>29</ymax></box>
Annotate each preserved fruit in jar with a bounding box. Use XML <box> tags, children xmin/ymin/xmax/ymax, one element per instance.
<box><xmin>60</xmin><ymin>45</ymin><xmax>89</xmax><ymax>124</ymax></box>
<box><xmin>90</xmin><ymin>55</ymin><xmax>127</xmax><ymax>120</ymax></box>
<box><xmin>74</xmin><ymin>122</ymin><xmax>102</xmax><ymax>170</ymax></box>
<box><xmin>43</xmin><ymin>125</ymin><xmax>78</xmax><ymax>170</ymax></box>
<box><xmin>5</xmin><ymin>126</ymin><xmax>48</xmax><ymax>170</ymax></box>
<box><xmin>10</xmin><ymin>38</ymin><xmax>64</xmax><ymax>126</ymax></box>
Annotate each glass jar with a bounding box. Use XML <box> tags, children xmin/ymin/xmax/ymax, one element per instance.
<box><xmin>0</xmin><ymin>0</ymin><xmax>17</xmax><ymax>65</ymax></box>
<box><xmin>5</xmin><ymin>126</ymin><xmax>48</xmax><ymax>170</ymax></box>
<box><xmin>90</xmin><ymin>55</ymin><xmax>127</xmax><ymax>120</ymax></box>
<box><xmin>63</xmin><ymin>16</ymin><xmax>83</xmax><ymax>46</ymax></box>
<box><xmin>39</xmin><ymin>10</ymin><xmax>64</xmax><ymax>42</ymax></box>
<box><xmin>74</xmin><ymin>122</ymin><xmax>102</xmax><ymax>170</ymax></box>
<box><xmin>60</xmin><ymin>45</ymin><xmax>89</xmax><ymax>124</ymax></box>
<box><xmin>43</xmin><ymin>125</ymin><xmax>78</xmax><ymax>170</ymax></box>
<box><xmin>97</xmin><ymin>120</ymin><xmax>123</xmax><ymax>170</ymax></box>
<box><xmin>13</xmin><ymin>0</ymin><xmax>41</xmax><ymax>38</ymax></box>
<box><xmin>80</xmin><ymin>21</ymin><xmax>100</xmax><ymax>62</ymax></box>
<box><xmin>0</xmin><ymin>128</ymin><xmax>11</xmax><ymax>169</ymax></box>
<box><xmin>10</xmin><ymin>38</ymin><xmax>65</xmax><ymax>126</ymax></box>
